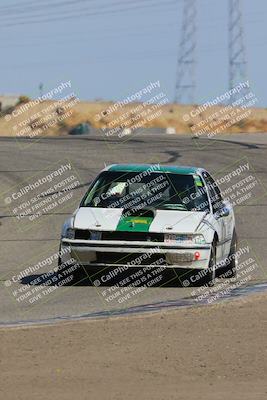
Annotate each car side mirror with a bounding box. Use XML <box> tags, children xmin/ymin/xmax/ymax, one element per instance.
<box><xmin>215</xmin><ymin>204</ymin><xmax>230</xmax><ymax>218</ymax></box>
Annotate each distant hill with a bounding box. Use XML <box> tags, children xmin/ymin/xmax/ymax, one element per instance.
<box><xmin>0</xmin><ymin>97</ymin><xmax>266</xmax><ymax>138</ymax></box>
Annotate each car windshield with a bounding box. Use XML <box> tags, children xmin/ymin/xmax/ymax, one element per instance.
<box><xmin>81</xmin><ymin>171</ymin><xmax>210</xmax><ymax>212</ymax></box>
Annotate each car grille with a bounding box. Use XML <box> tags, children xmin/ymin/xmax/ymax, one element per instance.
<box><xmin>102</xmin><ymin>231</ymin><xmax>164</xmax><ymax>242</ymax></box>
<box><xmin>75</xmin><ymin>229</ymin><xmax>91</xmax><ymax>240</ymax></box>
<box><xmin>74</xmin><ymin>230</ymin><xmax>164</xmax><ymax>242</ymax></box>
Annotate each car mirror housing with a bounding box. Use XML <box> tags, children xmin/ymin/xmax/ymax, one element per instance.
<box><xmin>215</xmin><ymin>204</ymin><xmax>230</xmax><ymax>218</ymax></box>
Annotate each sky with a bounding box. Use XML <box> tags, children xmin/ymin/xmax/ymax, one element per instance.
<box><xmin>0</xmin><ymin>0</ymin><xmax>266</xmax><ymax>106</ymax></box>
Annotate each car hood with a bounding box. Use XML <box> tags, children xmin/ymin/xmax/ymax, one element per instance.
<box><xmin>74</xmin><ymin>207</ymin><xmax>206</xmax><ymax>234</ymax></box>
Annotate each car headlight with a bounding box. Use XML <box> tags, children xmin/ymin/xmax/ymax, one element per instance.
<box><xmin>164</xmin><ymin>234</ymin><xmax>206</xmax><ymax>245</ymax></box>
<box><xmin>65</xmin><ymin>228</ymin><xmax>75</xmax><ymax>239</ymax></box>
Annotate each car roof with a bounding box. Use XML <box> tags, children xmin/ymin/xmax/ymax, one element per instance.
<box><xmin>106</xmin><ymin>164</ymin><xmax>205</xmax><ymax>175</ymax></box>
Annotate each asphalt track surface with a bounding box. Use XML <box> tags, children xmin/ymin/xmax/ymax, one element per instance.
<box><xmin>0</xmin><ymin>132</ymin><xmax>267</xmax><ymax>325</ymax></box>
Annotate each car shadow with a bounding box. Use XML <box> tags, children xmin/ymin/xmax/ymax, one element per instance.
<box><xmin>20</xmin><ymin>265</ymin><xmax>193</xmax><ymax>288</ymax></box>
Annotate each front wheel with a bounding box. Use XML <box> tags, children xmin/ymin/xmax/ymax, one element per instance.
<box><xmin>201</xmin><ymin>242</ymin><xmax>216</xmax><ymax>287</ymax></box>
<box><xmin>221</xmin><ymin>230</ymin><xmax>237</xmax><ymax>278</ymax></box>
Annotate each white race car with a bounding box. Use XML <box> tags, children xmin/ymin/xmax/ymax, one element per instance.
<box><xmin>59</xmin><ymin>164</ymin><xmax>237</xmax><ymax>286</ymax></box>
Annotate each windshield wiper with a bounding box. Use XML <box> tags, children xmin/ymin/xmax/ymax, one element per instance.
<box><xmin>158</xmin><ymin>204</ymin><xmax>188</xmax><ymax>211</ymax></box>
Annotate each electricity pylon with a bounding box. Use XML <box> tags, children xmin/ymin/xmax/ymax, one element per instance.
<box><xmin>175</xmin><ymin>0</ymin><xmax>197</xmax><ymax>104</ymax></box>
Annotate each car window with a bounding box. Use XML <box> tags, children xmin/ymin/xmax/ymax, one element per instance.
<box><xmin>202</xmin><ymin>172</ymin><xmax>223</xmax><ymax>214</ymax></box>
<box><xmin>192</xmin><ymin>174</ymin><xmax>210</xmax><ymax>212</ymax></box>
<box><xmin>81</xmin><ymin>171</ymin><xmax>210</xmax><ymax>212</ymax></box>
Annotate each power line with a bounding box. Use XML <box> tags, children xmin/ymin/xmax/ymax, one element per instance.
<box><xmin>0</xmin><ymin>0</ymin><xmax>178</xmax><ymax>27</ymax></box>
<box><xmin>0</xmin><ymin>25</ymin><xmax>177</xmax><ymax>49</ymax></box>
<box><xmin>0</xmin><ymin>0</ymin><xmax>156</xmax><ymax>17</ymax></box>
<box><xmin>0</xmin><ymin>0</ymin><xmax>56</xmax><ymax>11</ymax></box>
<box><xmin>0</xmin><ymin>1</ymin><xmax>158</xmax><ymax>21</ymax></box>
<box><xmin>0</xmin><ymin>47</ymin><xmax>177</xmax><ymax>71</ymax></box>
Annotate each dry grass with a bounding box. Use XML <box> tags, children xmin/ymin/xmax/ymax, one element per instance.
<box><xmin>0</xmin><ymin>99</ymin><xmax>267</xmax><ymax>137</ymax></box>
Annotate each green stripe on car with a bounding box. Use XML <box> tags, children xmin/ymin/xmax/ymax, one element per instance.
<box><xmin>116</xmin><ymin>216</ymin><xmax>153</xmax><ymax>232</ymax></box>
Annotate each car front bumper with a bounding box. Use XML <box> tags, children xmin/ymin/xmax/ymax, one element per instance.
<box><xmin>61</xmin><ymin>239</ymin><xmax>211</xmax><ymax>270</ymax></box>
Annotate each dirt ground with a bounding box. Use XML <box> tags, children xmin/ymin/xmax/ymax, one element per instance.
<box><xmin>1</xmin><ymin>98</ymin><xmax>267</xmax><ymax>137</ymax></box>
<box><xmin>0</xmin><ymin>293</ymin><xmax>267</xmax><ymax>400</ymax></box>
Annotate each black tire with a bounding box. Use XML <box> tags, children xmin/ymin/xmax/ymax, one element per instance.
<box><xmin>201</xmin><ymin>241</ymin><xmax>216</xmax><ymax>287</ymax></box>
<box><xmin>221</xmin><ymin>230</ymin><xmax>237</xmax><ymax>278</ymax></box>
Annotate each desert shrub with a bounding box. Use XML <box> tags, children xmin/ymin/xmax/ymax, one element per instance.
<box><xmin>17</xmin><ymin>95</ymin><xmax>31</xmax><ymax>104</ymax></box>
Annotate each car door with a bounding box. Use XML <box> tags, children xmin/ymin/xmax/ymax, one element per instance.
<box><xmin>201</xmin><ymin>172</ymin><xmax>227</xmax><ymax>262</ymax></box>
<box><xmin>210</xmin><ymin>174</ymin><xmax>234</xmax><ymax>256</ymax></box>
